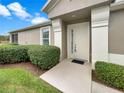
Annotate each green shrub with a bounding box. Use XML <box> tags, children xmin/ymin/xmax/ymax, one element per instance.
<box><xmin>9</xmin><ymin>43</ymin><xmax>18</xmax><ymax>45</ymax></box>
<box><xmin>28</xmin><ymin>45</ymin><xmax>60</xmax><ymax>70</ymax></box>
<box><xmin>95</xmin><ymin>61</ymin><xmax>124</xmax><ymax>90</ymax></box>
<box><xmin>0</xmin><ymin>45</ymin><xmax>60</xmax><ymax>70</ymax></box>
<box><xmin>0</xmin><ymin>46</ymin><xmax>29</xmax><ymax>64</ymax></box>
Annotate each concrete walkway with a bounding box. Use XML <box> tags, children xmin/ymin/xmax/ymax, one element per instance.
<box><xmin>92</xmin><ymin>81</ymin><xmax>123</xmax><ymax>93</ymax></box>
<box><xmin>40</xmin><ymin>59</ymin><xmax>91</xmax><ymax>93</ymax></box>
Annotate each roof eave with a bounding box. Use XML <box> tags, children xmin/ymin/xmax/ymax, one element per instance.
<box><xmin>111</xmin><ymin>1</ymin><xmax>124</xmax><ymax>11</ymax></box>
<box><xmin>41</xmin><ymin>0</ymin><xmax>61</xmax><ymax>13</ymax></box>
<box><xmin>42</xmin><ymin>0</ymin><xmax>52</xmax><ymax>12</ymax></box>
<box><xmin>9</xmin><ymin>21</ymin><xmax>52</xmax><ymax>33</ymax></box>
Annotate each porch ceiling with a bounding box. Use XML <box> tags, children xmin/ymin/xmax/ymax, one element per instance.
<box><xmin>50</xmin><ymin>0</ymin><xmax>111</xmax><ymax>24</ymax></box>
<box><xmin>55</xmin><ymin>7</ymin><xmax>91</xmax><ymax>24</ymax></box>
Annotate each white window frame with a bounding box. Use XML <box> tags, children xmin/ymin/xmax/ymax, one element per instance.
<box><xmin>40</xmin><ymin>26</ymin><xmax>51</xmax><ymax>45</ymax></box>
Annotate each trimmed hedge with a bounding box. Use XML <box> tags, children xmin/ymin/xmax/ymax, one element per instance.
<box><xmin>0</xmin><ymin>46</ymin><xmax>29</xmax><ymax>64</ymax></box>
<box><xmin>0</xmin><ymin>45</ymin><xmax>60</xmax><ymax>70</ymax></box>
<box><xmin>28</xmin><ymin>45</ymin><xmax>60</xmax><ymax>70</ymax></box>
<box><xmin>95</xmin><ymin>61</ymin><xmax>124</xmax><ymax>90</ymax></box>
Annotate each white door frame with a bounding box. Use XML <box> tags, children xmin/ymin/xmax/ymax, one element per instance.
<box><xmin>67</xmin><ymin>22</ymin><xmax>90</xmax><ymax>61</ymax></box>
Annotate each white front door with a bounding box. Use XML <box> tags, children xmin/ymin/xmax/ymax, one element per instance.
<box><xmin>67</xmin><ymin>22</ymin><xmax>90</xmax><ymax>61</ymax></box>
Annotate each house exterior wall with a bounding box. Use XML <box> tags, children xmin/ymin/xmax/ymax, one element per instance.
<box><xmin>10</xmin><ymin>25</ymin><xmax>53</xmax><ymax>45</ymax></box>
<box><xmin>108</xmin><ymin>9</ymin><xmax>124</xmax><ymax>66</ymax></box>
<box><xmin>47</xmin><ymin>0</ymin><xmax>109</xmax><ymax>18</ymax></box>
<box><xmin>18</xmin><ymin>28</ymin><xmax>40</xmax><ymax>45</ymax></box>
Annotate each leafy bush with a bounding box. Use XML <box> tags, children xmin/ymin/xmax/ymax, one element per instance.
<box><xmin>0</xmin><ymin>45</ymin><xmax>60</xmax><ymax>70</ymax></box>
<box><xmin>0</xmin><ymin>46</ymin><xmax>29</xmax><ymax>64</ymax></box>
<box><xmin>9</xmin><ymin>43</ymin><xmax>18</xmax><ymax>45</ymax></box>
<box><xmin>28</xmin><ymin>45</ymin><xmax>60</xmax><ymax>70</ymax></box>
<box><xmin>95</xmin><ymin>61</ymin><xmax>124</xmax><ymax>90</ymax></box>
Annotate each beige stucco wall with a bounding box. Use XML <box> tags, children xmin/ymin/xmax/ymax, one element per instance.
<box><xmin>18</xmin><ymin>28</ymin><xmax>40</xmax><ymax>45</ymax></box>
<box><xmin>109</xmin><ymin>9</ymin><xmax>124</xmax><ymax>54</ymax></box>
<box><xmin>48</xmin><ymin>0</ymin><xmax>109</xmax><ymax>18</ymax></box>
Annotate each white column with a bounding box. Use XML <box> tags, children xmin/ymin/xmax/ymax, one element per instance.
<box><xmin>52</xmin><ymin>19</ymin><xmax>63</xmax><ymax>60</ymax></box>
<box><xmin>9</xmin><ymin>34</ymin><xmax>12</xmax><ymax>43</ymax></box>
<box><xmin>91</xmin><ymin>6</ymin><xmax>110</xmax><ymax>69</ymax></box>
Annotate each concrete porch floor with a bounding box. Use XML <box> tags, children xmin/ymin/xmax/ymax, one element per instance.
<box><xmin>40</xmin><ymin>59</ymin><xmax>91</xmax><ymax>93</ymax></box>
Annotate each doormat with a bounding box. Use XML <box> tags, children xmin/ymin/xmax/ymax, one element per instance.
<box><xmin>72</xmin><ymin>59</ymin><xmax>85</xmax><ymax>65</ymax></box>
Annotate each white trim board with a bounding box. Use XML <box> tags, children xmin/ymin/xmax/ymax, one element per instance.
<box><xmin>109</xmin><ymin>53</ymin><xmax>124</xmax><ymax>66</ymax></box>
<box><xmin>91</xmin><ymin>6</ymin><xmax>110</xmax><ymax>69</ymax></box>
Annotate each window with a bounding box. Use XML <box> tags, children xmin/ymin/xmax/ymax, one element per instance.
<box><xmin>71</xmin><ymin>29</ymin><xmax>74</xmax><ymax>53</ymax></box>
<box><xmin>12</xmin><ymin>33</ymin><xmax>18</xmax><ymax>44</ymax></box>
<box><xmin>42</xmin><ymin>28</ymin><xmax>49</xmax><ymax>45</ymax></box>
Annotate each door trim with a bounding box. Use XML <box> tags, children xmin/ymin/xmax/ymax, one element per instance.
<box><xmin>67</xmin><ymin>22</ymin><xmax>90</xmax><ymax>62</ymax></box>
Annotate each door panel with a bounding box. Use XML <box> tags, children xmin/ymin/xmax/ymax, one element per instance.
<box><xmin>67</xmin><ymin>22</ymin><xmax>89</xmax><ymax>61</ymax></box>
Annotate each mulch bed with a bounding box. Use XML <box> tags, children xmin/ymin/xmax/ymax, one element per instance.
<box><xmin>0</xmin><ymin>62</ymin><xmax>47</xmax><ymax>76</ymax></box>
<box><xmin>92</xmin><ymin>70</ymin><xmax>124</xmax><ymax>92</ymax></box>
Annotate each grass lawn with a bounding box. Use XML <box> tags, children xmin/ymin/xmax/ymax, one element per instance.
<box><xmin>0</xmin><ymin>68</ymin><xmax>62</xmax><ymax>93</ymax></box>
